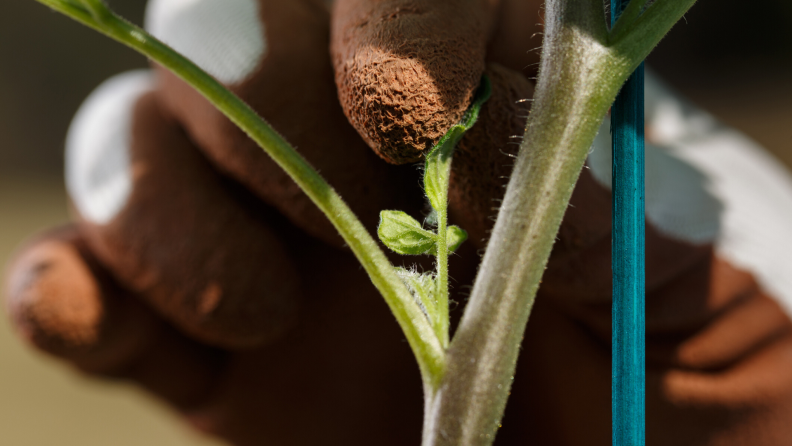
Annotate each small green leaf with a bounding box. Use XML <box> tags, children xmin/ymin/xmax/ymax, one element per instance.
<box><xmin>446</xmin><ymin>226</ymin><xmax>468</xmax><ymax>252</ymax></box>
<box><xmin>378</xmin><ymin>211</ymin><xmax>438</xmax><ymax>255</ymax></box>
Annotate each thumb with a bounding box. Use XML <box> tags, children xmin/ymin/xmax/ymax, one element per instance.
<box><xmin>4</xmin><ymin>226</ymin><xmax>226</xmax><ymax>410</ymax></box>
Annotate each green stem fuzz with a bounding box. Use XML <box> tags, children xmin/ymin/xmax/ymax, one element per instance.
<box><xmin>434</xmin><ymin>209</ymin><xmax>450</xmax><ymax>348</ymax></box>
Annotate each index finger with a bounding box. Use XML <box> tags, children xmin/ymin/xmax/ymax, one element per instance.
<box><xmin>331</xmin><ymin>0</ymin><xmax>500</xmax><ymax>164</ymax></box>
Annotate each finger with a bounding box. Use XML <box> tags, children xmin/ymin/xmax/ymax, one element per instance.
<box><xmin>6</xmin><ymin>226</ymin><xmax>159</xmax><ymax>371</ymax></box>
<box><xmin>66</xmin><ymin>70</ymin><xmax>301</xmax><ymax>349</ymax></box>
<box><xmin>331</xmin><ymin>0</ymin><xmax>500</xmax><ymax>164</ymax></box>
<box><xmin>4</xmin><ymin>226</ymin><xmax>226</xmax><ymax>409</ymax></box>
<box><xmin>145</xmin><ymin>0</ymin><xmax>423</xmax><ymax>246</ymax></box>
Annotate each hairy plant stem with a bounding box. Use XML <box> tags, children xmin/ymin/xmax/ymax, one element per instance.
<box><xmin>33</xmin><ymin>0</ymin><xmax>446</xmax><ymax>388</ymax></box>
<box><xmin>435</xmin><ymin>210</ymin><xmax>450</xmax><ymax>348</ymax></box>
<box><xmin>609</xmin><ymin>0</ymin><xmax>645</xmax><ymax>39</ymax></box>
<box><xmin>422</xmin><ymin>0</ymin><xmax>696</xmax><ymax>444</ymax></box>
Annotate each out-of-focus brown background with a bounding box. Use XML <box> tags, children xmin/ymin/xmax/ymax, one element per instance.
<box><xmin>1</xmin><ymin>1</ymin><xmax>222</xmax><ymax>445</ymax></box>
<box><xmin>1</xmin><ymin>0</ymin><xmax>790</xmax><ymax>445</ymax></box>
<box><xmin>649</xmin><ymin>0</ymin><xmax>792</xmax><ymax>167</ymax></box>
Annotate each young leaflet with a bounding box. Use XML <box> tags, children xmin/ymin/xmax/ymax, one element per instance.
<box><xmin>378</xmin><ymin>76</ymin><xmax>492</xmax><ymax>347</ymax></box>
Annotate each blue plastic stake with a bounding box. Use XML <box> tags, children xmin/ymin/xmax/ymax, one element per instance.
<box><xmin>611</xmin><ymin>1</ymin><xmax>646</xmax><ymax>445</ymax></box>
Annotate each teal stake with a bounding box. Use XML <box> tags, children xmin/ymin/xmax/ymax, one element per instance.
<box><xmin>611</xmin><ymin>1</ymin><xmax>646</xmax><ymax>445</ymax></box>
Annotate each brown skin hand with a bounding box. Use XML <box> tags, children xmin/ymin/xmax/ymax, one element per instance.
<box><xmin>6</xmin><ymin>1</ymin><xmax>792</xmax><ymax>445</ymax></box>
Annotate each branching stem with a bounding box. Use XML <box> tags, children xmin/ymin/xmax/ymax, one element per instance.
<box><xmin>33</xmin><ymin>0</ymin><xmax>446</xmax><ymax>389</ymax></box>
<box><xmin>423</xmin><ymin>0</ymin><xmax>698</xmax><ymax>444</ymax></box>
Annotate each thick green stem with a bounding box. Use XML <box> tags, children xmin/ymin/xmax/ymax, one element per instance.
<box><xmin>34</xmin><ymin>0</ymin><xmax>446</xmax><ymax>388</ymax></box>
<box><xmin>422</xmin><ymin>0</ymin><xmax>697</xmax><ymax>444</ymax></box>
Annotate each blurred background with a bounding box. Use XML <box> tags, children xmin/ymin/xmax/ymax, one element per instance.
<box><xmin>1</xmin><ymin>1</ymin><xmax>223</xmax><ymax>445</ymax></box>
<box><xmin>1</xmin><ymin>0</ymin><xmax>790</xmax><ymax>444</ymax></box>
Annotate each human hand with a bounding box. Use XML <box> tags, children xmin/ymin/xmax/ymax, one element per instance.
<box><xmin>6</xmin><ymin>1</ymin><xmax>489</xmax><ymax>443</ymax></box>
<box><xmin>7</xmin><ymin>0</ymin><xmax>792</xmax><ymax>445</ymax></box>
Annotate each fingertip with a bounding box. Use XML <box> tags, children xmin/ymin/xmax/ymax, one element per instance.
<box><xmin>4</xmin><ymin>227</ymin><xmax>227</xmax><ymax>410</ymax></box>
<box><xmin>5</xmin><ymin>226</ymin><xmax>160</xmax><ymax>372</ymax></box>
<box><xmin>331</xmin><ymin>0</ymin><xmax>496</xmax><ymax>164</ymax></box>
<box><xmin>7</xmin><ymin>227</ymin><xmax>102</xmax><ymax>353</ymax></box>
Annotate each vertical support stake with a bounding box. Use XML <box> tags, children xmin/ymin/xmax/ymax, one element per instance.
<box><xmin>611</xmin><ymin>1</ymin><xmax>646</xmax><ymax>445</ymax></box>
